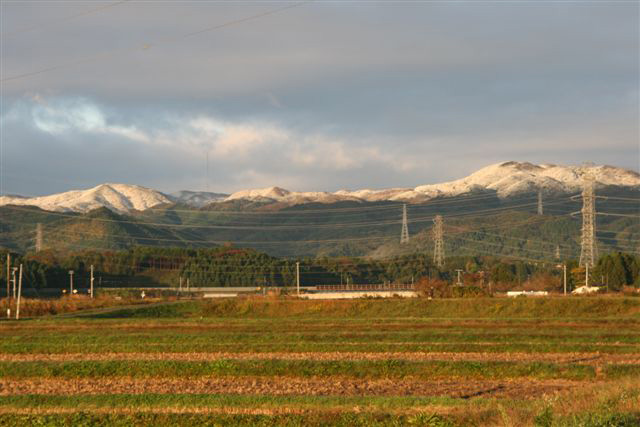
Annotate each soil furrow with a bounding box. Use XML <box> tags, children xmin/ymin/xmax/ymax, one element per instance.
<box><xmin>0</xmin><ymin>377</ymin><xmax>585</xmax><ymax>398</ymax></box>
<box><xmin>0</xmin><ymin>351</ymin><xmax>638</xmax><ymax>365</ymax></box>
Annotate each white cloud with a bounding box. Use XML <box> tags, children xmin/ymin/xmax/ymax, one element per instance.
<box><xmin>22</xmin><ymin>96</ymin><xmax>150</xmax><ymax>143</ymax></box>
<box><xmin>7</xmin><ymin>94</ymin><xmax>431</xmax><ymax>179</ymax></box>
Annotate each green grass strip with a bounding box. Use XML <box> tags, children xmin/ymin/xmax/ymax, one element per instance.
<box><xmin>0</xmin><ymin>412</ymin><xmax>459</xmax><ymax>427</ymax></box>
<box><xmin>0</xmin><ymin>393</ymin><xmax>475</xmax><ymax>410</ymax></box>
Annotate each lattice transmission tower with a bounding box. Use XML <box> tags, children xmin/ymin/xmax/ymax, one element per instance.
<box><xmin>35</xmin><ymin>223</ymin><xmax>43</xmax><ymax>252</ymax></box>
<box><xmin>579</xmin><ymin>174</ymin><xmax>597</xmax><ymax>268</ymax></box>
<box><xmin>433</xmin><ymin>215</ymin><xmax>445</xmax><ymax>268</ymax></box>
<box><xmin>537</xmin><ymin>190</ymin><xmax>543</xmax><ymax>215</ymax></box>
<box><xmin>400</xmin><ymin>204</ymin><xmax>409</xmax><ymax>244</ymax></box>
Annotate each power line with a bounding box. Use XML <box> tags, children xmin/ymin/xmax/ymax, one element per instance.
<box><xmin>2</xmin><ymin>201</ymin><xmax>562</xmax><ymax>231</ymax></box>
<box><xmin>2</xmin><ymin>0</ymin><xmax>130</xmax><ymax>38</ymax></box>
<box><xmin>25</xmin><ymin>211</ymin><xmax>567</xmax><ymax>250</ymax></box>
<box><xmin>1</xmin><ymin>1</ymin><xmax>310</xmax><ymax>83</ymax></box>
<box><xmin>596</xmin><ymin>212</ymin><xmax>640</xmax><ymax>218</ymax></box>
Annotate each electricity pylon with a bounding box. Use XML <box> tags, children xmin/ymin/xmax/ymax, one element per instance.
<box><xmin>537</xmin><ymin>190</ymin><xmax>543</xmax><ymax>215</ymax></box>
<box><xmin>433</xmin><ymin>215</ymin><xmax>445</xmax><ymax>268</ymax></box>
<box><xmin>400</xmin><ymin>204</ymin><xmax>409</xmax><ymax>244</ymax></box>
<box><xmin>579</xmin><ymin>174</ymin><xmax>597</xmax><ymax>268</ymax></box>
<box><xmin>35</xmin><ymin>223</ymin><xmax>43</xmax><ymax>252</ymax></box>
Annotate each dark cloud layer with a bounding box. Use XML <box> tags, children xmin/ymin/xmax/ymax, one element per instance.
<box><xmin>1</xmin><ymin>1</ymin><xmax>638</xmax><ymax>196</ymax></box>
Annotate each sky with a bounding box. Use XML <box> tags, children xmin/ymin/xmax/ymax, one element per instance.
<box><xmin>1</xmin><ymin>1</ymin><xmax>638</xmax><ymax>197</ymax></box>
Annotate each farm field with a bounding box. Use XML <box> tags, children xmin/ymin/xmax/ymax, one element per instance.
<box><xmin>0</xmin><ymin>297</ymin><xmax>639</xmax><ymax>426</ymax></box>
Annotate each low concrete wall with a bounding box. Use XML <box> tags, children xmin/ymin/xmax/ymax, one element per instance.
<box><xmin>300</xmin><ymin>291</ymin><xmax>418</xmax><ymax>300</ymax></box>
<box><xmin>203</xmin><ymin>293</ymin><xmax>239</xmax><ymax>298</ymax></box>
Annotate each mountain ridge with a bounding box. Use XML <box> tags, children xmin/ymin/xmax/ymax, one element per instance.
<box><xmin>2</xmin><ymin>162</ymin><xmax>638</xmax><ymax>214</ymax></box>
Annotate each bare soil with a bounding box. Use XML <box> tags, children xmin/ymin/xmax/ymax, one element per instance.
<box><xmin>0</xmin><ymin>351</ymin><xmax>638</xmax><ymax>365</ymax></box>
<box><xmin>0</xmin><ymin>377</ymin><xmax>585</xmax><ymax>399</ymax></box>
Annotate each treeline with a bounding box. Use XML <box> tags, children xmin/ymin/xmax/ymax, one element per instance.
<box><xmin>0</xmin><ymin>246</ymin><xmax>638</xmax><ymax>291</ymax></box>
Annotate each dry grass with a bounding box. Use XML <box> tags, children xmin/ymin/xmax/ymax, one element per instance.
<box><xmin>1</xmin><ymin>296</ymin><xmax>154</xmax><ymax>317</ymax></box>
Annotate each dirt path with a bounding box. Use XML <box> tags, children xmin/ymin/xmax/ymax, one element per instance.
<box><xmin>0</xmin><ymin>351</ymin><xmax>638</xmax><ymax>365</ymax></box>
<box><xmin>0</xmin><ymin>377</ymin><xmax>585</xmax><ymax>399</ymax></box>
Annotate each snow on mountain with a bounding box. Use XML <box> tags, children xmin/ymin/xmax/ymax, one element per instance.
<box><xmin>223</xmin><ymin>162</ymin><xmax>640</xmax><ymax>204</ymax></box>
<box><xmin>225</xmin><ymin>186</ymin><xmax>357</xmax><ymax>204</ymax></box>
<box><xmin>334</xmin><ymin>188</ymin><xmax>411</xmax><ymax>202</ymax></box>
<box><xmin>169</xmin><ymin>190</ymin><xmax>228</xmax><ymax>208</ymax></box>
<box><xmin>0</xmin><ymin>183</ymin><xmax>172</xmax><ymax>214</ymax></box>
<box><xmin>1</xmin><ymin>162</ymin><xmax>638</xmax><ymax>213</ymax></box>
<box><xmin>411</xmin><ymin>162</ymin><xmax>640</xmax><ymax>199</ymax></box>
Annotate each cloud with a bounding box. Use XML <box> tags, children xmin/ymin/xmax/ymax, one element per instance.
<box><xmin>0</xmin><ymin>2</ymin><xmax>637</xmax><ymax>196</ymax></box>
<box><xmin>22</xmin><ymin>97</ymin><xmax>150</xmax><ymax>143</ymax></box>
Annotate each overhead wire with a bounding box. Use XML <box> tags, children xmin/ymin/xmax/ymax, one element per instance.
<box><xmin>1</xmin><ymin>1</ymin><xmax>311</xmax><ymax>82</ymax></box>
<box><xmin>1</xmin><ymin>201</ymin><xmax>556</xmax><ymax>230</ymax></box>
<box><xmin>2</xmin><ymin>0</ymin><xmax>131</xmax><ymax>38</ymax></box>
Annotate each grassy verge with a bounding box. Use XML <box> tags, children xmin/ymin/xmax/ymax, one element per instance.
<box><xmin>0</xmin><ymin>297</ymin><xmax>158</xmax><ymax>318</ymax></box>
<box><xmin>86</xmin><ymin>297</ymin><xmax>640</xmax><ymax>320</ymax></box>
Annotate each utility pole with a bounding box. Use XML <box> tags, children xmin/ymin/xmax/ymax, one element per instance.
<box><xmin>455</xmin><ymin>269</ymin><xmax>463</xmax><ymax>286</ymax></box>
<box><xmin>15</xmin><ymin>264</ymin><xmax>22</xmax><ymax>320</ymax></box>
<box><xmin>35</xmin><ymin>223</ymin><xmax>43</xmax><ymax>252</ymax></box>
<box><xmin>90</xmin><ymin>265</ymin><xmax>94</xmax><ymax>299</ymax></box>
<box><xmin>555</xmin><ymin>245</ymin><xmax>560</xmax><ymax>261</ymax></box>
<box><xmin>6</xmin><ymin>253</ymin><xmax>10</xmax><ymax>301</ymax></box>
<box><xmin>433</xmin><ymin>215</ymin><xmax>445</xmax><ymax>268</ymax></box>
<box><xmin>11</xmin><ymin>267</ymin><xmax>17</xmax><ymax>299</ymax></box>
<box><xmin>537</xmin><ymin>190</ymin><xmax>543</xmax><ymax>215</ymax></box>
<box><xmin>5</xmin><ymin>254</ymin><xmax>10</xmax><ymax>319</ymax></box>
<box><xmin>579</xmin><ymin>173</ymin><xmax>597</xmax><ymax>269</ymax></box>
<box><xmin>296</xmin><ymin>261</ymin><xmax>300</xmax><ymax>296</ymax></box>
<box><xmin>68</xmin><ymin>270</ymin><xmax>74</xmax><ymax>295</ymax></box>
<box><xmin>400</xmin><ymin>204</ymin><xmax>409</xmax><ymax>244</ymax></box>
<box><xmin>9</xmin><ymin>267</ymin><xmax>17</xmax><ymax>318</ymax></box>
<box><xmin>557</xmin><ymin>263</ymin><xmax>567</xmax><ymax>295</ymax></box>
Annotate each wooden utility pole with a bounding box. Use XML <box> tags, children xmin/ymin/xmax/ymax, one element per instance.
<box><xmin>563</xmin><ymin>264</ymin><xmax>567</xmax><ymax>295</ymax></box>
<box><xmin>16</xmin><ymin>264</ymin><xmax>22</xmax><ymax>320</ymax></box>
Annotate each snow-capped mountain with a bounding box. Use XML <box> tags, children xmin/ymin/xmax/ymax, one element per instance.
<box><xmin>225</xmin><ymin>186</ymin><xmax>360</xmax><ymax>204</ymax></box>
<box><xmin>169</xmin><ymin>191</ymin><xmax>228</xmax><ymax>208</ymax></box>
<box><xmin>408</xmin><ymin>162</ymin><xmax>640</xmax><ymax>200</ymax></box>
<box><xmin>1</xmin><ymin>162</ymin><xmax>638</xmax><ymax>213</ymax></box>
<box><xmin>0</xmin><ymin>183</ymin><xmax>172</xmax><ymax>214</ymax></box>
<box><xmin>223</xmin><ymin>162</ymin><xmax>640</xmax><ymax>204</ymax></box>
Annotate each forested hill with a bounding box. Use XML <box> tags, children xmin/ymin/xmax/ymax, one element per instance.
<box><xmin>0</xmin><ymin>187</ymin><xmax>638</xmax><ymax>262</ymax></box>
